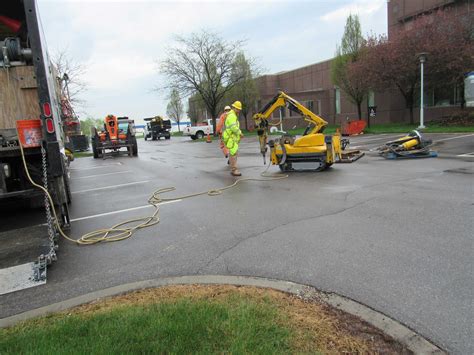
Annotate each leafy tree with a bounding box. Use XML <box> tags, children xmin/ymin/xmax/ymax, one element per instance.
<box><xmin>226</xmin><ymin>52</ymin><xmax>260</xmax><ymax>130</ymax></box>
<box><xmin>79</xmin><ymin>117</ymin><xmax>103</xmax><ymax>137</ymax></box>
<box><xmin>187</xmin><ymin>92</ymin><xmax>207</xmax><ymax>125</ymax></box>
<box><xmin>331</xmin><ymin>14</ymin><xmax>368</xmax><ymax>120</ymax></box>
<box><xmin>166</xmin><ymin>89</ymin><xmax>184</xmax><ymax>132</ymax></box>
<box><xmin>160</xmin><ymin>30</ymin><xmax>247</xmax><ymax>135</ymax></box>
<box><xmin>363</xmin><ymin>9</ymin><xmax>473</xmax><ymax>124</ymax></box>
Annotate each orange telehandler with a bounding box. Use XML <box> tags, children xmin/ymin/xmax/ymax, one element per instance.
<box><xmin>91</xmin><ymin>115</ymin><xmax>138</xmax><ymax>159</ymax></box>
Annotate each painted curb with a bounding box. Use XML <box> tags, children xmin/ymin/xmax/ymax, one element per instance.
<box><xmin>0</xmin><ymin>275</ymin><xmax>445</xmax><ymax>354</ymax></box>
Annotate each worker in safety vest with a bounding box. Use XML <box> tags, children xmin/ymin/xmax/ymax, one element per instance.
<box><xmin>216</xmin><ymin>106</ymin><xmax>231</xmax><ymax>158</ymax></box>
<box><xmin>223</xmin><ymin>101</ymin><xmax>243</xmax><ymax>176</ymax></box>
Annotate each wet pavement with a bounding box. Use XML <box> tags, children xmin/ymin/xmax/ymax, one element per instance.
<box><xmin>1</xmin><ymin>132</ymin><xmax>473</xmax><ymax>354</ymax></box>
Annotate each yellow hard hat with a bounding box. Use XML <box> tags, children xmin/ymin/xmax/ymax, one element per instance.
<box><xmin>232</xmin><ymin>101</ymin><xmax>242</xmax><ymax>111</ymax></box>
<box><xmin>224</xmin><ymin>105</ymin><xmax>231</xmax><ymax>111</ymax></box>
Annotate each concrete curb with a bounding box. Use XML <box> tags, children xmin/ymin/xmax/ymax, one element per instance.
<box><xmin>0</xmin><ymin>275</ymin><xmax>445</xmax><ymax>354</ymax></box>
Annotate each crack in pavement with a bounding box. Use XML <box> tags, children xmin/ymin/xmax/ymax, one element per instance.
<box><xmin>198</xmin><ymin>197</ymin><xmax>378</xmax><ymax>273</ymax></box>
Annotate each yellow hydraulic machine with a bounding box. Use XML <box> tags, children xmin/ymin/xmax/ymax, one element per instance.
<box><xmin>253</xmin><ymin>91</ymin><xmax>364</xmax><ymax>171</ymax></box>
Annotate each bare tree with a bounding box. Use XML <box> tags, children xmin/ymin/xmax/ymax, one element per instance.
<box><xmin>160</xmin><ymin>30</ymin><xmax>246</xmax><ymax>135</ymax></box>
<box><xmin>226</xmin><ymin>52</ymin><xmax>261</xmax><ymax>131</ymax></box>
<box><xmin>52</xmin><ymin>48</ymin><xmax>88</xmax><ymax>111</ymax></box>
<box><xmin>166</xmin><ymin>88</ymin><xmax>184</xmax><ymax>132</ymax></box>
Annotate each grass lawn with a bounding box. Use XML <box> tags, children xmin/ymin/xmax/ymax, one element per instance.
<box><xmin>210</xmin><ymin>122</ymin><xmax>472</xmax><ymax>140</ymax></box>
<box><xmin>364</xmin><ymin>123</ymin><xmax>474</xmax><ymax>134</ymax></box>
<box><xmin>0</xmin><ymin>285</ymin><xmax>407</xmax><ymax>354</ymax></box>
<box><xmin>73</xmin><ymin>151</ymin><xmax>93</xmax><ymax>158</ymax></box>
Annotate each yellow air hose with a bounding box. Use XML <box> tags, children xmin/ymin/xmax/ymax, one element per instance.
<box><xmin>19</xmin><ymin>140</ymin><xmax>287</xmax><ymax>246</ymax></box>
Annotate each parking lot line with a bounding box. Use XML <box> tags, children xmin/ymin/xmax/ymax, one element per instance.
<box><xmin>71</xmin><ymin>180</ymin><xmax>151</xmax><ymax>194</ymax></box>
<box><xmin>457</xmin><ymin>152</ymin><xmax>474</xmax><ymax>157</ymax></box>
<box><xmin>435</xmin><ymin>134</ymin><xmax>474</xmax><ymax>142</ymax></box>
<box><xmin>71</xmin><ymin>170</ymin><xmax>132</xmax><ymax>180</ymax></box>
<box><xmin>70</xmin><ymin>200</ymin><xmax>181</xmax><ymax>223</ymax></box>
<box><xmin>70</xmin><ymin>163</ymin><xmax>122</xmax><ymax>171</ymax></box>
<box><xmin>349</xmin><ymin>134</ymin><xmax>389</xmax><ymax>143</ymax></box>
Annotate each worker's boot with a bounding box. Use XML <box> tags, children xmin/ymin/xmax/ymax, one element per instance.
<box><xmin>231</xmin><ymin>168</ymin><xmax>241</xmax><ymax>176</ymax></box>
<box><xmin>229</xmin><ymin>155</ymin><xmax>241</xmax><ymax>176</ymax></box>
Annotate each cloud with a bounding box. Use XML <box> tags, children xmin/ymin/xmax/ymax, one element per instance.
<box><xmin>322</xmin><ymin>0</ymin><xmax>385</xmax><ymax>23</ymax></box>
<box><xmin>37</xmin><ymin>0</ymin><xmax>387</xmax><ymax>119</ymax></box>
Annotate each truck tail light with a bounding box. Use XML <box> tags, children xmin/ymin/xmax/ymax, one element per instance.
<box><xmin>46</xmin><ymin>118</ymin><xmax>55</xmax><ymax>133</ymax></box>
<box><xmin>43</xmin><ymin>102</ymin><xmax>52</xmax><ymax>117</ymax></box>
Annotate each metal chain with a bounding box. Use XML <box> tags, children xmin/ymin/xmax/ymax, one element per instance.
<box><xmin>41</xmin><ymin>144</ymin><xmax>57</xmax><ymax>263</ymax></box>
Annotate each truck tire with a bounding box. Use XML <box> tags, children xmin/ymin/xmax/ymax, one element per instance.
<box><xmin>92</xmin><ymin>139</ymin><xmax>99</xmax><ymax>159</ymax></box>
<box><xmin>191</xmin><ymin>135</ymin><xmax>197</xmax><ymax>140</ymax></box>
<box><xmin>144</xmin><ymin>135</ymin><xmax>147</xmax><ymax>141</ymax></box>
<box><xmin>196</xmin><ymin>131</ymin><xmax>204</xmax><ymax>139</ymax></box>
<box><xmin>132</xmin><ymin>137</ymin><xmax>138</xmax><ymax>156</ymax></box>
<box><xmin>165</xmin><ymin>134</ymin><xmax>170</xmax><ymax>140</ymax></box>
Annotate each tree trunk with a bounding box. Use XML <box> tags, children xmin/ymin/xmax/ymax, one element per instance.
<box><xmin>459</xmin><ymin>78</ymin><xmax>465</xmax><ymax>109</ymax></box>
<box><xmin>400</xmin><ymin>88</ymin><xmax>415</xmax><ymax>125</ymax></box>
<box><xmin>244</xmin><ymin>113</ymin><xmax>248</xmax><ymax>131</ymax></box>
<box><xmin>409</xmin><ymin>106</ymin><xmax>414</xmax><ymax>125</ymax></box>
<box><xmin>366</xmin><ymin>102</ymin><xmax>371</xmax><ymax>128</ymax></box>
<box><xmin>357</xmin><ymin>101</ymin><xmax>362</xmax><ymax>120</ymax></box>
<box><xmin>210</xmin><ymin>108</ymin><xmax>217</xmax><ymax>137</ymax></box>
<box><xmin>177</xmin><ymin>121</ymin><xmax>180</xmax><ymax>132</ymax></box>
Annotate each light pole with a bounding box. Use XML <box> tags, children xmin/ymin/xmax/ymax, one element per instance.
<box><xmin>418</xmin><ymin>53</ymin><xmax>427</xmax><ymax>129</ymax></box>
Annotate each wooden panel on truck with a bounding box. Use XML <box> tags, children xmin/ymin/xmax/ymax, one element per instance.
<box><xmin>0</xmin><ymin>66</ymin><xmax>40</xmax><ymax>129</ymax></box>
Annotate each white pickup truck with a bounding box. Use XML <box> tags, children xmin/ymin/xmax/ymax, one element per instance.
<box><xmin>182</xmin><ymin>119</ymin><xmax>214</xmax><ymax>140</ymax></box>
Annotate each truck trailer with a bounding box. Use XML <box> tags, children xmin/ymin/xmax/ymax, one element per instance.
<box><xmin>0</xmin><ymin>0</ymin><xmax>71</xmax><ymax>287</ymax></box>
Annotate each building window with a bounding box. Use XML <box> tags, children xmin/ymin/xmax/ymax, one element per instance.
<box><xmin>335</xmin><ymin>88</ymin><xmax>341</xmax><ymax>114</ymax></box>
<box><xmin>415</xmin><ymin>84</ymin><xmax>461</xmax><ymax>107</ymax></box>
<box><xmin>305</xmin><ymin>100</ymin><xmax>314</xmax><ymax>112</ymax></box>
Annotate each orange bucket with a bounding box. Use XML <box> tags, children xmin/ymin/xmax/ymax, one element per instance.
<box><xmin>16</xmin><ymin>119</ymin><xmax>43</xmax><ymax>148</ymax></box>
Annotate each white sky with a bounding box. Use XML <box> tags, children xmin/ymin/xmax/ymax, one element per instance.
<box><xmin>37</xmin><ymin>0</ymin><xmax>387</xmax><ymax>123</ymax></box>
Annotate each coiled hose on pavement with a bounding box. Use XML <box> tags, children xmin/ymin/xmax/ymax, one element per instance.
<box><xmin>19</xmin><ymin>142</ymin><xmax>287</xmax><ymax>246</ymax></box>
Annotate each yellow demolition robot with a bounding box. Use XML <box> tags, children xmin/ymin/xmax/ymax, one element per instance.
<box><xmin>253</xmin><ymin>91</ymin><xmax>364</xmax><ymax>171</ymax></box>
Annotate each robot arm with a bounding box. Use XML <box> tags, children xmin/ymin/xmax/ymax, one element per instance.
<box><xmin>252</xmin><ymin>91</ymin><xmax>329</xmax><ymax>163</ymax></box>
<box><xmin>253</xmin><ymin>91</ymin><xmax>328</xmax><ymax>134</ymax></box>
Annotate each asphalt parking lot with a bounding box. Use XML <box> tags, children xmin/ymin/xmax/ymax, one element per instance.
<box><xmin>1</xmin><ymin>132</ymin><xmax>473</xmax><ymax>354</ymax></box>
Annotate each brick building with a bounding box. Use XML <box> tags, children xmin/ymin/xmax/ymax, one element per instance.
<box><xmin>253</xmin><ymin>0</ymin><xmax>472</xmax><ymax>129</ymax></box>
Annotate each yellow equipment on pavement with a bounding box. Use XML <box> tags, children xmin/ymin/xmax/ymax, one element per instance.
<box><xmin>253</xmin><ymin>91</ymin><xmax>364</xmax><ymax>171</ymax></box>
<box><xmin>375</xmin><ymin>130</ymin><xmax>437</xmax><ymax>159</ymax></box>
